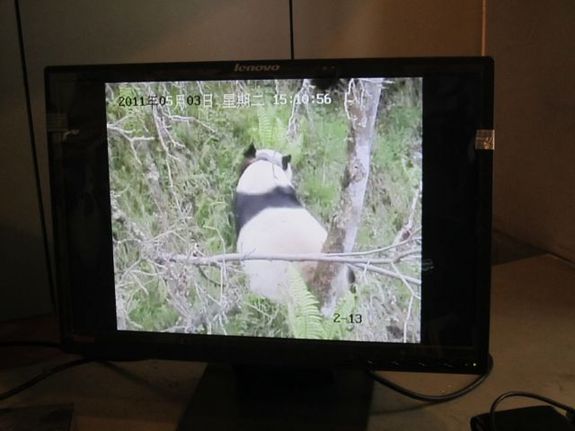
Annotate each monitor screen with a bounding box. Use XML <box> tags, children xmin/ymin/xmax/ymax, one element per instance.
<box><xmin>46</xmin><ymin>58</ymin><xmax>492</xmax><ymax>372</ymax></box>
<box><xmin>106</xmin><ymin>77</ymin><xmax>422</xmax><ymax>343</ymax></box>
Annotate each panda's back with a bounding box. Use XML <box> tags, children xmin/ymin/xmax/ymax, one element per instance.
<box><xmin>236</xmin><ymin>205</ymin><xmax>327</xmax><ymax>303</ymax></box>
<box><xmin>237</xmin><ymin>206</ymin><xmax>327</xmax><ymax>255</ymax></box>
<box><xmin>233</xmin><ymin>186</ymin><xmax>301</xmax><ymax>235</ymax></box>
<box><xmin>233</xmin><ymin>156</ymin><xmax>328</xmax><ymax>303</ymax></box>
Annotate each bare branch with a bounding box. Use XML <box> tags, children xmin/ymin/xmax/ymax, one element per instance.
<box><xmin>165</xmin><ymin>113</ymin><xmax>219</xmax><ymax>135</ymax></box>
<box><xmin>390</xmin><ymin>262</ymin><xmax>421</xmax><ymax>300</ymax></box>
<box><xmin>287</xmin><ymin>79</ymin><xmax>312</xmax><ymax>140</ymax></box>
<box><xmin>157</xmin><ymin>251</ymin><xmax>421</xmax><ymax>286</ymax></box>
<box><xmin>393</xmin><ymin>182</ymin><xmax>422</xmax><ymax>245</ymax></box>
<box><xmin>327</xmin><ymin>241</ymin><xmax>421</xmax><ymax>259</ymax></box>
<box><xmin>107</xmin><ymin>124</ymin><xmax>156</xmax><ymax>143</ymax></box>
<box><xmin>403</xmin><ymin>294</ymin><xmax>414</xmax><ymax>343</ymax></box>
<box><xmin>350</xmin><ymin>263</ymin><xmax>420</xmax><ymax>286</ymax></box>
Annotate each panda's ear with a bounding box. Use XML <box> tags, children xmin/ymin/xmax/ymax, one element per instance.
<box><xmin>282</xmin><ymin>154</ymin><xmax>292</xmax><ymax>170</ymax></box>
<box><xmin>244</xmin><ymin>144</ymin><xmax>257</xmax><ymax>159</ymax></box>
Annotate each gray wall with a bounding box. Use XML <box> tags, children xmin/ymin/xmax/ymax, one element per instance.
<box><xmin>1</xmin><ymin>0</ymin><xmax>483</xmax><ymax>320</ymax></box>
<box><xmin>294</xmin><ymin>0</ymin><xmax>483</xmax><ymax>58</ymax></box>
<box><xmin>0</xmin><ymin>0</ymin><xmax>52</xmax><ymax>320</ymax></box>
<box><xmin>488</xmin><ymin>0</ymin><xmax>575</xmax><ymax>263</ymax></box>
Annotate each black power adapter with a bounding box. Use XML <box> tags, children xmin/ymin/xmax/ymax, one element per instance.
<box><xmin>471</xmin><ymin>405</ymin><xmax>575</xmax><ymax>431</ymax></box>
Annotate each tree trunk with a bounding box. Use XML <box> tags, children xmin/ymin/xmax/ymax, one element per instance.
<box><xmin>313</xmin><ymin>78</ymin><xmax>383</xmax><ymax>311</ymax></box>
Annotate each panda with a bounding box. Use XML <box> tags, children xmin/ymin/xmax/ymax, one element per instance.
<box><xmin>233</xmin><ymin>144</ymin><xmax>351</xmax><ymax>311</ymax></box>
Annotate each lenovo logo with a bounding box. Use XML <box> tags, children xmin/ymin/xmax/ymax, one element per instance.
<box><xmin>234</xmin><ymin>63</ymin><xmax>281</xmax><ymax>72</ymax></box>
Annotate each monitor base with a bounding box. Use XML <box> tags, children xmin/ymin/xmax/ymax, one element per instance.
<box><xmin>177</xmin><ymin>362</ymin><xmax>374</xmax><ymax>431</ymax></box>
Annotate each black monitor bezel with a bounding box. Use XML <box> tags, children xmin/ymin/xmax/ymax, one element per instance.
<box><xmin>45</xmin><ymin>57</ymin><xmax>493</xmax><ymax>373</ymax></box>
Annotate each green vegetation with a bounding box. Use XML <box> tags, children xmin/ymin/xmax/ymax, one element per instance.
<box><xmin>107</xmin><ymin>78</ymin><xmax>421</xmax><ymax>342</ymax></box>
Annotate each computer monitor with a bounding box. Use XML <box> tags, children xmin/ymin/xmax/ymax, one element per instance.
<box><xmin>45</xmin><ymin>57</ymin><xmax>492</xmax><ymax>381</ymax></box>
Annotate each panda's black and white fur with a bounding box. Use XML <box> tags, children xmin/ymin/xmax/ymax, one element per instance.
<box><xmin>233</xmin><ymin>145</ymin><xmax>351</xmax><ymax>311</ymax></box>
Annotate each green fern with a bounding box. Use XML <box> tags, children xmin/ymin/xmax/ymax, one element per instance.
<box><xmin>324</xmin><ymin>290</ymin><xmax>357</xmax><ymax>340</ymax></box>
<box><xmin>257</xmin><ymin>108</ymin><xmax>283</xmax><ymax>149</ymax></box>
<box><xmin>286</xmin><ymin>265</ymin><xmax>326</xmax><ymax>339</ymax></box>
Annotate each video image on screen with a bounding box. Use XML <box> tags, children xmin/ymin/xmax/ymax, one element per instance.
<box><xmin>106</xmin><ymin>77</ymin><xmax>422</xmax><ymax>343</ymax></box>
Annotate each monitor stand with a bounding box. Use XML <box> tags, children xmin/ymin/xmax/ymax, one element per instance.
<box><xmin>177</xmin><ymin>362</ymin><xmax>374</xmax><ymax>431</ymax></box>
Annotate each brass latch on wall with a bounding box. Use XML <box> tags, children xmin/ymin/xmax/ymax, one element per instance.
<box><xmin>475</xmin><ymin>129</ymin><xmax>495</xmax><ymax>150</ymax></box>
